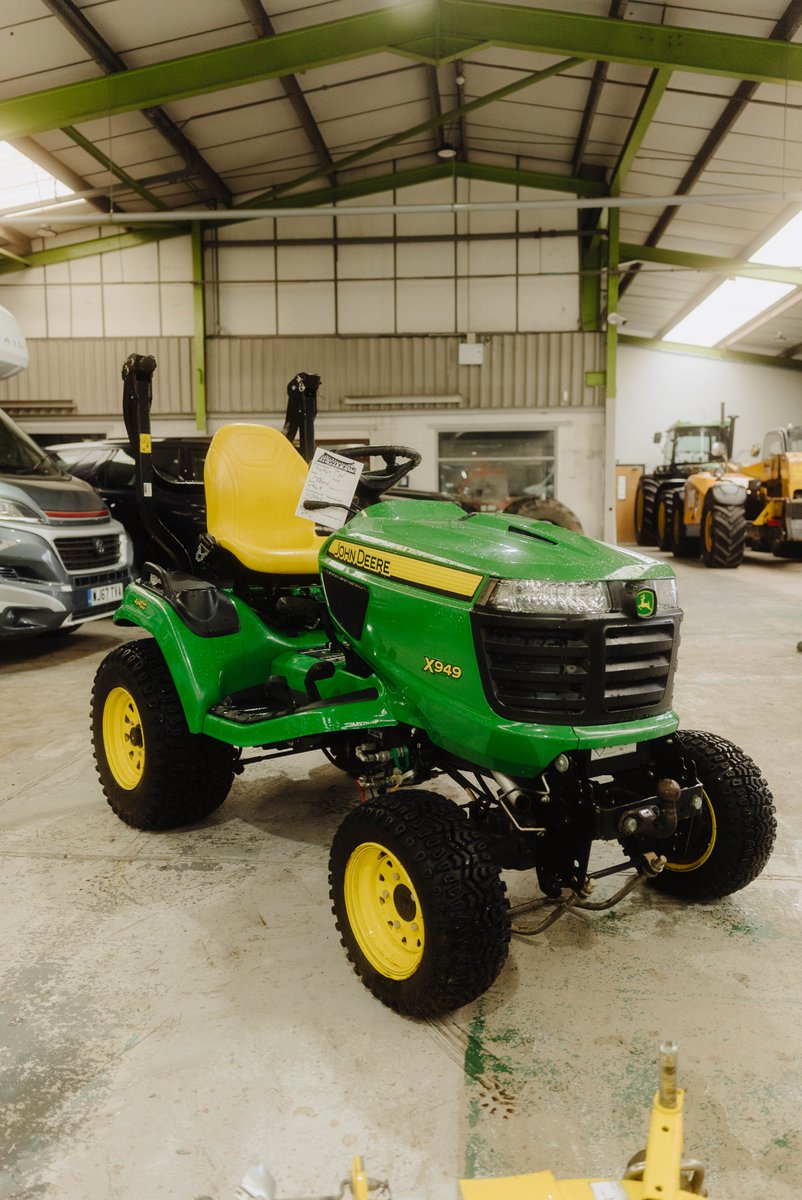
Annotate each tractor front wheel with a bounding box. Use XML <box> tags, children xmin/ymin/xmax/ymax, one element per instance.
<box><xmin>92</xmin><ymin>639</ymin><xmax>237</xmax><ymax>829</ymax></box>
<box><xmin>701</xmin><ymin>496</ymin><xmax>746</xmax><ymax>568</ymax></box>
<box><xmin>329</xmin><ymin>790</ymin><xmax>510</xmax><ymax>1016</ymax></box>
<box><xmin>647</xmin><ymin>730</ymin><xmax>775</xmax><ymax>900</ymax></box>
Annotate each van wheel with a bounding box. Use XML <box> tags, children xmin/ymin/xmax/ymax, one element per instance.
<box><xmin>648</xmin><ymin>731</ymin><xmax>775</xmax><ymax>900</ymax></box>
<box><xmin>92</xmin><ymin>639</ymin><xmax>236</xmax><ymax>829</ymax></box>
<box><xmin>329</xmin><ymin>791</ymin><xmax>510</xmax><ymax>1016</ymax></box>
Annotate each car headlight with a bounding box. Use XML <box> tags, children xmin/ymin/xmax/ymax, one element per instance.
<box><xmin>484</xmin><ymin>579</ymin><xmax>613</xmax><ymax>615</ymax></box>
<box><xmin>0</xmin><ymin>497</ymin><xmax>41</xmax><ymax>522</ymax></box>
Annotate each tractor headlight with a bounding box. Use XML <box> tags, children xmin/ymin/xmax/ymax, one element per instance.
<box><xmin>484</xmin><ymin>579</ymin><xmax>613</xmax><ymax>616</ymax></box>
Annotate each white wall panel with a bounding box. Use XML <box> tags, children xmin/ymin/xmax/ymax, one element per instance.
<box><xmin>277</xmin><ymin>281</ymin><xmax>335</xmax><ymax>334</ymax></box>
<box><xmin>460</xmin><ymin>277</ymin><xmax>517</xmax><ymax>333</ymax></box>
<box><xmin>218</xmin><ymin>283</ymin><xmax>276</xmax><ymax>336</ymax></box>
<box><xmin>101</xmin><ymin>242</ymin><xmax>159</xmax><ymax>283</ymax></box>
<box><xmin>518</xmin><ymin>275</ymin><xmax>579</xmax><ymax>331</ymax></box>
<box><xmin>462</xmin><ymin>239</ymin><xmax>517</xmax><ymax>276</ymax></box>
<box><xmin>218</xmin><ymin>245</ymin><xmax>275</xmax><ymax>282</ymax></box>
<box><xmin>70</xmin><ymin>285</ymin><xmax>104</xmax><ymax>337</ymax></box>
<box><xmin>336</xmin><ymin>243</ymin><xmax>394</xmax><ymax>279</ymax></box>
<box><xmin>160</xmin><ymin>283</ymin><xmax>194</xmax><ymax>337</ymax></box>
<box><xmin>45</xmin><ymin>285</ymin><xmax>71</xmax><ymax>338</ymax></box>
<box><xmin>396</xmin><ymin>242</ymin><xmax>454</xmax><ymax>278</ymax></box>
<box><xmin>337</xmin><ymin>281</ymin><xmax>395</xmax><ymax>334</ymax></box>
<box><xmin>277</xmin><ymin>244</ymin><xmax>334</xmax><ymax>281</ymax></box>
<box><xmin>103</xmin><ymin>284</ymin><xmax>161</xmax><ymax>337</ymax></box>
<box><xmin>396</xmin><ymin>278</ymin><xmax>455</xmax><ymax>333</ymax></box>
<box><xmin>0</xmin><ymin>286</ymin><xmax>47</xmax><ymax>336</ymax></box>
<box><xmin>158</xmin><ymin>236</ymin><xmax>193</xmax><ymax>282</ymax></box>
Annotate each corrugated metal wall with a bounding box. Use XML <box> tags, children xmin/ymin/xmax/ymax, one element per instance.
<box><xmin>0</xmin><ymin>333</ymin><xmax>603</xmax><ymax>418</ymax></box>
<box><xmin>0</xmin><ymin>338</ymin><xmax>194</xmax><ymax>416</ymax></box>
<box><xmin>207</xmin><ymin>333</ymin><xmax>604</xmax><ymax>414</ymax></box>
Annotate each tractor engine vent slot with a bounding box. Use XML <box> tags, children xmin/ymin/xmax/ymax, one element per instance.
<box><xmin>55</xmin><ymin>535</ymin><xmax>121</xmax><ymax>571</ymax></box>
<box><xmin>603</xmin><ymin>624</ymin><xmax>674</xmax><ymax>713</ymax></box>
<box><xmin>472</xmin><ymin>612</ymin><xmax>678</xmax><ymax>724</ymax></box>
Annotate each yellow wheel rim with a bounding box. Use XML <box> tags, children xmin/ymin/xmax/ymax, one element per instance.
<box><xmin>703</xmin><ymin>510</ymin><xmax>713</xmax><ymax>553</ymax></box>
<box><xmin>102</xmin><ymin>686</ymin><xmax>145</xmax><ymax>790</ymax></box>
<box><xmin>344</xmin><ymin>841</ymin><xmax>425</xmax><ymax>980</ymax></box>
<box><xmin>665</xmin><ymin>792</ymin><xmax>717</xmax><ymax>872</ymax></box>
<box><xmin>656</xmin><ymin>501</ymin><xmax>666</xmax><ymax>540</ymax></box>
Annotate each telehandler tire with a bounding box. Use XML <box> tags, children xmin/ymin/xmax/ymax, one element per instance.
<box><xmin>701</xmin><ymin>496</ymin><xmax>745</xmax><ymax>568</ymax></box>
<box><xmin>329</xmin><ymin>790</ymin><xmax>510</xmax><ymax>1017</ymax></box>
<box><xmin>648</xmin><ymin>730</ymin><xmax>775</xmax><ymax>900</ymax></box>
<box><xmin>92</xmin><ymin>639</ymin><xmax>237</xmax><ymax>830</ymax></box>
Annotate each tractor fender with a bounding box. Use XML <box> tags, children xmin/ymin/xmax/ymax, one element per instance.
<box><xmin>113</xmin><ymin>582</ymin><xmax>283</xmax><ymax>732</ymax></box>
<box><xmin>709</xmin><ymin>480</ymin><xmax>747</xmax><ymax>507</ymax></box>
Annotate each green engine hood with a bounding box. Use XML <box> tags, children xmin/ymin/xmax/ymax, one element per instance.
<box><xmin>335</xmin><ymin>499</ymin><xmax>673</xmax><ymax>584</ymax></box>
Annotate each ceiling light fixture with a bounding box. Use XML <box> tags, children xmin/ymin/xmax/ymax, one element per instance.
<box><xmin>437</xmin><ymin>142</ymin><xmax>457</xmax><ymax>159</ymax></box>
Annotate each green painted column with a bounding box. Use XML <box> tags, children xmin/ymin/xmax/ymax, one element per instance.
<box><xmin>191</xmin><ymin>222</ymin><xmax>207</xmax><ymax>433</ymax></box>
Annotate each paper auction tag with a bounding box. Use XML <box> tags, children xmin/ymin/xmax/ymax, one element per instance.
<box><xmin>296</xmin><ymin>447</ymin><xmax>364</xmax><ymax>531</ymax></box>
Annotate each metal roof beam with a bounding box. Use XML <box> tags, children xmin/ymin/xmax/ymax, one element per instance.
<box><xmin>6</xmin><ymin>2</ymin><xmax>802</xmax><ymax>146</ymax></box>
<box><xmin>621</xmin><ymin>333</ymin><xmax>802</xmax><ymax>371</ymax></box>
<box><xmin>239</xmin><ymin>0</ymin><xmax>335</xmax><ymax>187</ymax></box>
<box><xmin>62</xmin><ymin>125</ymin><xmax>169</xmax><ymax>210</ymax></box>
<box><xmin>619</xmin><ymin>0</ymin><xmax>802</xmax><ymax>296</ymax></box>
<box><xmin>620</xmin><ymin>241</ymin><xmax>802</xmax><ymax>288</ymax></box>
<box><xmin>244</xmin><ymin>56</ymin><xmax>584</xmax><ymax>206</ymax></box>
<box><xmin>39</xmin><ymin>0</ymin><xmax>232</xmax><ymax>207</ymax></box>
<box><xmin>610</xmin><ymin>68</ymin><xmax>671</xmax><ymax>195</ymax></box>
<box><xmin>571</xmin><ymin>0</ymin><xmax>625</xmax><ymax>176</ymax></box>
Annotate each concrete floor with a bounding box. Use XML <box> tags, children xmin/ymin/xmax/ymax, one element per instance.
<box><xmin>1</xmin><ymin>551</ymin><xmax>801</xmax><ymax>1200</ymax></box>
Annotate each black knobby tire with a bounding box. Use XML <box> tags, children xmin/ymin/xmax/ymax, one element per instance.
<box><xmin>507</xmin><ymin>497</ymin><xmax>584</xmax><ymax>534</ymax></box>
<box><xmin>669</xmin><ymin>493</ymin><xmax>699</xmax><ymax>559</ymax></box>
<box><xmin>92</xmin><ymin>638</ymin><xmax>237</xmax><ymax>829</ymax></box>
<box><xmin>329</xmin><ymin>790</ymin><xmax>510</xmax><ymax>1017</ymax></box>
<box><xmin>648</xmin><ymin>730</ymin><xmax>776</xmax><ymax>900</ymax></box>
<box><xmin>634</xmin><ymin>477</ymin><xmax>659</xmax><ymax>545</ymax></box>
<box><xmin>655</xmin><ymin>490</ymin><xmax>674</xmax><ymax>551</ymax></box>
<box><xmin>701</xmin><ymin>496</ymin><xmax>746</xmax><ymax>568</ymax></box>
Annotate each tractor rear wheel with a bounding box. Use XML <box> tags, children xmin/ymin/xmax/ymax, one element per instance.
<box><xmin>701</xmin><ymin>496</ymin><xmax>745</xmax><ymax>568</ymax></box>
<box><xmin>92</xmin><ymin>639</ymin><xmax>237</xmax><ymax>829</ymax></box>
<box><xmin>648</xmin><ymin>730</ymin><xmax>775</xmax><ymax>900</ymax></box>
<box><xmin>634</xmin><ymin>478</ymin><xmax>659</xmax><ymax>545</ymax></box>
<box><xmin>329</xmin><ymin>790</ymin><xmax>510</xmax><ymax>1016</ymax></box>
<box><xmin>669</xmin><ymin>493</ymin><xmax>699</xmax><ymax>558</ymax></box>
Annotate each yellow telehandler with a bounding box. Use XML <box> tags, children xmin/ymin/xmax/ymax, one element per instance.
<box><xmin>664</xmin><ymin>425</ymin><xmax>802</xmax><ymax>568</ymax></box>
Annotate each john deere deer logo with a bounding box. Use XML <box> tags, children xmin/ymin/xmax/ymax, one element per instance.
<box><xmin>636</xmin><ymin>588</ymin><xmax>656</xmax><ymax>618</ymax></box>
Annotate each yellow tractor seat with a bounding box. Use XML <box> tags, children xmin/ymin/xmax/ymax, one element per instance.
<box><xmin>204</xmin><ymin>424</ymin><xmax>327</xmax><ymax>575</ymax></box>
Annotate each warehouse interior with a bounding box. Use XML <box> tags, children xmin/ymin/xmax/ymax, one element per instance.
<box><xmin>1</xmin><ymin>2</ymin><xmax>802</xmax><ymax>1197</ymax></box>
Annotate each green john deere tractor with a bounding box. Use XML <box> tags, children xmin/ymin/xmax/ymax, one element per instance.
<box><xmin>91</xmin><ymin>356</ymin><xmax>776</xmax><ymax>1017</ymax></box>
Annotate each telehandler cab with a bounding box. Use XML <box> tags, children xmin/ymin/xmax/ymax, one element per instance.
<box><xmin>91</xmin><ymin>355</ymin><xmax>776</xmax><ymax>1017</ymax></box>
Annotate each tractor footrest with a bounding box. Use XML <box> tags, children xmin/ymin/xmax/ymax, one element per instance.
<box><xmin>210</xmin><ymin>682</ymin><xmax>380</xmax><ymax>725</ymax></box>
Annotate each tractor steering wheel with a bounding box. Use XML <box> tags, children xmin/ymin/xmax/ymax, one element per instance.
<box><xmin>334</xmin><ymin>444</ymin><xmax>422</xmax><ymax>493</ymax></box>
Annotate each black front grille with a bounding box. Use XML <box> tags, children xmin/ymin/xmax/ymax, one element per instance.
<box><xmin>55</xmin><ymin>535</ymin><xmax>120</xmax><ymax>571</ymax></box>
<box><xmin>473</xmin><ymin>611</ymin><xmax>678</xmax><ymax>724</ymax></box>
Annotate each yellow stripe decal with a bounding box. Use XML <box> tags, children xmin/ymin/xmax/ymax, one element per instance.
<box><xmin>327</xmin><ymin>538</ymin><xmax>482</xmax><ymax>599</ymax></box>
<box><xmin>140</xmin><ymin>433</ymin><xmax>152</xmax><ymax>454</ymax></box>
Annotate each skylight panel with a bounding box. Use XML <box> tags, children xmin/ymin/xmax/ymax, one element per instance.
<box><xmin>0</xmin><ymin>142</ymin><xmax>73</xmax><ymax>211</ymax></box>
<box><xmin>749</xmin><ymin>211</ymin><xmax>802</xmax><ymax>267</ymax></box>
<box><xmin>663</xmin><ymin>277</ymin><xmax>796</xmax><ymax>347</ymax></box>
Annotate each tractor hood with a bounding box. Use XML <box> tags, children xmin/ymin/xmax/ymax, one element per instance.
<box><xmin>328</xmin><ymin>499</ymin><xmax>673</xmax><ymax>586</ymax></box>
